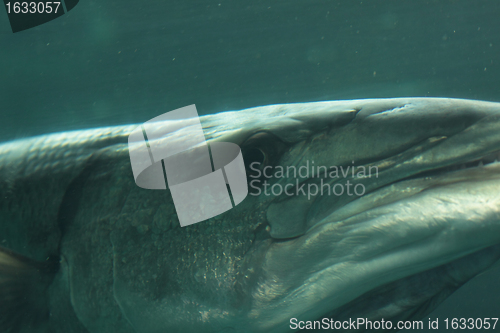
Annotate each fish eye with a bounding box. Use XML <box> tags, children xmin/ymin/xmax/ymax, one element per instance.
<box><xmin>242</xmin><ymin>147</ymin><xmax>266</xmax><ymax>179</ymax></box>
<box><xmin>240</xmin><ymin>132</ymin><xmax>288</xmax><ymax>183</ymax></box>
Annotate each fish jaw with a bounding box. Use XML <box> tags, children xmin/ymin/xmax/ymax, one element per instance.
<box><xmin>244</xmin><ymin>166</ymin><xmax>500</xmax><ymax>332</ymax></box>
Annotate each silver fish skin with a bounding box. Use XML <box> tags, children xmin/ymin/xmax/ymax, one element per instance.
<box><xmin>1</xmin><ymin>98</ymin><xmax>500</xmax><ymax>333</ymax></box>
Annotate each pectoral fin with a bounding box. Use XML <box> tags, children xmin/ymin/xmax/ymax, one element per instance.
<box><xmin>0</xmin><ymin>246</ymin><xmax>58</xmax><ymax>332</ymax></box>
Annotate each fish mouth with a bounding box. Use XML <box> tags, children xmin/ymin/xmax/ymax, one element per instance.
<box><xmin>252</xmin><ymin>149</ymin><xmax>500</xmax><ymax>331</ymax></box>
<box><xmin>407</xmin><ymin>149</ymin><xmax>500</xmax><ymax>180</ymax></box>
<box><xmin>313</xmin><ymin>147</ymin><xmax>500</xmax><ymax>229</ymax></box>
<box><xmin>262</xmin><ymin>143</ymin><xmax>500</xmax><ymax>241</ymax></box>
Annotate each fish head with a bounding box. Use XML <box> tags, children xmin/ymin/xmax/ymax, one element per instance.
<box><xmin>196</xmin><ymin>98</ymin><xmax>500</xmax><ymax>330</ymax></box>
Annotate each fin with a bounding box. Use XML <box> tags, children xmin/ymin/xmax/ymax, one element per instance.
<box><xmin>0</xmin><ymin>246</ymin><xmax>59</xmax><ymax>332</ymax></box>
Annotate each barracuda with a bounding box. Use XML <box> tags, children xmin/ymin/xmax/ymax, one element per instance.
<box><xmin>1</xmin><ymin>98</ymin><xmax>500</xmax><ymax>333</ymax></box>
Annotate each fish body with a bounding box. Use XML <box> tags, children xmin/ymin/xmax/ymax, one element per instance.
<box><xmin>1</xmin><ymin>98</ymin><xmax>500</xmax><ymax>332</ymax></box>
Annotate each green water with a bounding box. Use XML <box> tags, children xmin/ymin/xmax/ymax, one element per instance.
<box><xmin>0</xmin><ymin>1</ymin><xmax>499</xmax><ymax>140</ymax></box>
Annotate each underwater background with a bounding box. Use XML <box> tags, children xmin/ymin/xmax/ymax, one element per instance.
<box><xmin>0</xmin><ymin>0</ymin><xmax>499</xmax><ymax>332</ymax></box>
